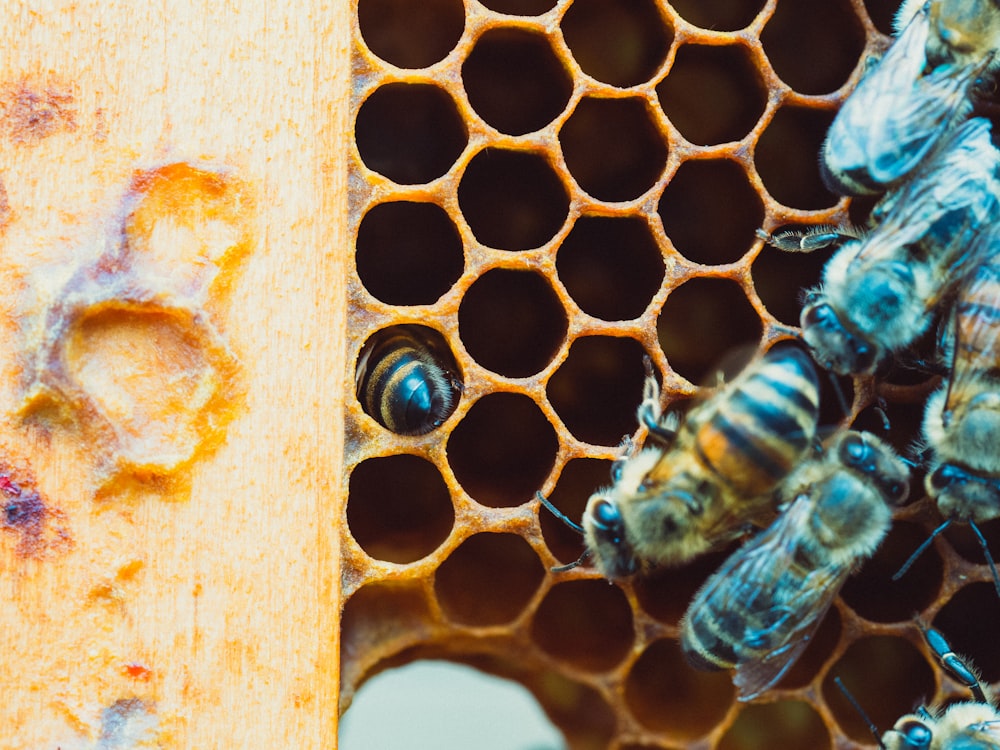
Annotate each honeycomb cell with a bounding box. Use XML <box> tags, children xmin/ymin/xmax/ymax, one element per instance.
<box><xmin>761</xmin><ymin>0</ymin><xmax>865</xmax><ymax>95</ymax></box>
<box><xmin>773</xmin><ymin>608</ymin><xmax>841</xmax><ymax>692</ymax></box>
<box><xmin>479</xmin><ymin>0</ymin><xmax>555</xmax><ymax>15</ymax></box>
<box><xmin>538</xmin><ymin>457</ymin><xmax>613</xmax><ymax>568</ymax></box>
<box><xmin>751</xmin><ymin>238</ymin><xmax>828</xmax><ymax>326</ymax></box>
<box><xmin>531</xmin><ymin>579</ymin><xmax>633</xmax><ymax>672</ymax></box>
<box><xmin>633</xmin><ymin>544</ymin><xmax>738</xmax><ymax>627</ymax></box>
<box><xmin>933</xmin><ymin>582</ymin><xmax>1000</xmax><ymax>682</ymax></box>
<box><xmin>942</xmin><ymin>517</ymin><xmax>1000</xmax><ymax>573</ymax></box>
<box><xmin>546</xmin><ymin>336</ymin><xmax>648</xmax><ymax>447</ymax></box>
<box><xmin>355</xmin><ymin>201</ymin><xmax>464</xmax><ymax>306</ymax></box>
<box><xmin>462</xmin><ymin>28</ymin><xmax>572</xmax><ymax>136</ymax></box>
<box><xmin>625</xmin><ymin>638</ymin><xmax>734</xmax><ymax>739</ymax></box>
<box><xmin>458</xmin><ymin>269</ymin><xmax>566</xmax><ymax>378</ymax></box>
<box><xmin>457</xmin><ymin>148</ymin><xmax>569</xmax><ymax>250</ymax></box>
<box><xmin>756</xmin><ymin>106</ymin><xmax>838</xmax><ymax>210</ymax></box>
<box><xmin>669</xmin><ymin>0</ymin><xmax>764</xmax><ymax>31</ymax></box>
<box><xmin>657</xmin><ymin>278</ymin><xmax>762</xmax><ymax>385</ymax></box>
<box><xmin>447</xmin><ymin>392</ymin><xmax>558</xmax><ymax>508</ymax></box>
<box><xmin>347</xmin><ymin>454</ymin><xmax>455</xmax><ymax>564</ymax></box>
<box><xmin>657</xmin><ymin>45</ymin><xmax>766</xmax><ymax>146</ymax></box>
<box><xmin>355</xmin><ymin>83</ymin><xmax>467</xmax><ymax>184</ymax></box>
<box><xmin>839</xmin><ymin>521</ymin><xmax>943</xmax><ymax>624</ymax></box>
<box><xmin>357</xmin><ymin>0</ymin><xmax>465</xmax><ymax>69</ymax></box>
<box><xmin>659</xmin><ymin>159</ymin><xmax>763</xmax><ymax>265</ymax></box>
<box><xmin>560</xmin><ymin>97</ymin><xmax>667</xmax><ymax>202</ymax></box>
<box><xmin>718</xmin><ymin>701</ymin><xmax>830</xmax><ymax>750</ymax></box>
<box><xmin>355</xmin><ymin>325</ymin><xmax>462</xmax><ymax>435</ymax></box>
<box><xmin>865</xmin><ymin>0</ymin><xmax>900</xmax><ymax>35</ymax></box>
<box><xmin>435</xmin><ymin>533</ymin><xmax>545</xmax><ymax>626</ymax></box>
<box><xmin>560</xmin><ymin>0</ymin><xmax>671</xmax><ymax>88</ymax></box>
<box><xmin>823</xmin><ymin>636</ymin><xmax>935</xmax><ymax>744</ymax></box>
<box><xmin>556</xmin><ymin>215</ymin><xmax>664</xmax><ymax>322</ymax></box>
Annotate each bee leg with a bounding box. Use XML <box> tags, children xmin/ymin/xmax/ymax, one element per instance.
<box><xmin>637</xmin><ymin>356</ymin><xmax>678</xmax><ymax>446</ymax></box>
<box><xmin>756</xmin><ymin>225</ymin><xmax>861</xmax><ymax>252</ymax></box>
<box><xmin>921</xmin><ymin>625</ymin><xmax>990</xmax><ymax>704</ymax></box>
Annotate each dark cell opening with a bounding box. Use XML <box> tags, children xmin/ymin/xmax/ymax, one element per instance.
<box><xmin>538</xmin><ymin>458</ymin><xmax>614</xmax><ymax>568</ymax></box>
<box><xmin>718</xmin><ymin>701</ymin><xmax>830</xmax><ymax>750</ymax></box>
<box><xmin>479</xmin><ymin>0</ymin><xmax>556</xmax><ymax>14</ymax></box>
<box><xmin>756</xmin><ymin>106</ymin><xmax>838</xmax><ymax>210</ymax></box>
<box><xmin>670</xmin><ymin>0</ymin><xmax>764</xmax><ymax>31</ymax></box>
<box><xmin>751</xmin><ymin>236</ymin><xmax>829</xmax><ymax>326</ymax></box>
<box><xmin>933</xmin><ymin>582</ymin><xmax>1000</xmax><ymax>683</ymax></box>
<box><xmin>357</xmin><ymin>0</ymin><xmax>465</xmax><ymax>69</ymax></box>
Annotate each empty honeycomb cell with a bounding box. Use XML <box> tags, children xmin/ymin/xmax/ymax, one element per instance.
<box><xmin>942</xmin><ymin>518</ymin><xmax>1000</xmax><ymax>573</ymax></box>
<box><xmin>434</xmin><ymin>533</ymin><xmax>545</xmax><ymax>626</ymax></box>
<box><xmin>560</xmin><ymin>0</ymin><xmax>671</xmax><ymax>88</ymax></box>
<box><xmin>556</xmin><ymin>216</ymin><xmax>664</xmax><ymax>322</ymax></box>
<box><xmin>657</xmin><ymin>45</ymin><xmax>766</xmax><ymax>147</ymax></box>
<box><xmin>531</xmin><ymin>579</ymin><xmax>633</xmax><ymax>672</ymax></box>
<box><xmin>447</xmin><ymin>392</ymin><xmax>558</xmax><ymax>508</ymax></box>
<box><xmin>933</xmin><ymin>582</ymin><xmax>1000</xmax><ymax>682</ymax></box>
<box><xmin>656</xmin><ymin>277</ymin><xmax>762</xmax><ymax>385</ymax></box>
<box><xmin>457</xmin><ymin>148</ymin><xmax>569</xmax><ymax>250</ymax></box>
<box><xmin>624</xmin><ymin>638</ymin><xmax>734</xmax><ymax>739</ymax></box>
<box><xmin>462</xmin><ymin>28</ymin><xmax>572</xmax><ymax>136</ymax></box>
<box><xmin>772</xmin><ymin>608</ymin><xmax>840</xmax><ymax>692</ymax></box>
<box><xmin>357</xmin><ymin>0</ymin><xmax>465</xmax><ymax>69</ymax></box>
<box><xmin>355</xmin><ymin>82</ymin><xmax>467</xmax><ymax>185</ymax></box>
<box><xmin>751</xmin><ymin>237</ymin><xmax>829</xmax><ymax>326</ymax></box>
<box><xmin>538</xmin><ymin>457</ymin><xmax>613</xmax><ymax>567</ymax></box>
<box><xmin>717</xmin><ymin>701</ymin><xmax>830</xmax><ymax>750</ymax></box>
<box><xmin>659</xmin><ymin>159</ymin><xmax>763</xmax><ymax>265</ymax></box>
<box><xmin>478</xmin><ymin>0</ymin><xmax>556</xmax><ymax>15</ymax></box>
<box><xmin>755</xmin><ymin>106</ymin><xmax>838</xmax><ymax>210</ymax></box>
<box><xmin>669</xmin><ymin>0</ymin><xmax>764</xmax><ymax>31</ymax></box>
<box><xmin>355</xmin><ymin>201</ymin><xmax>464</xmax><ymax>306</ymax></box>
<box><xmin>865</xmin><ymin>0</ymin><xmax>901</xmax><ymax>35</ymax></box>
<box><xmin>633</xmin><ymin>544</ymin><xmax>738</xmax><ymax>627</ymax></box>
<box><xmin>839</xmin><ymin>521</ymin><xmax>943</xmax><ymax>623</ymax></box>
<box><xmin>823</xmin><ymin>635</ymin><xmax>935</xmax><ymax>744</ymax></box>
<box><xmin>760</xmin><ymin>0</ymin><xmax>865</xmax><ymax>96</ymax></box>
<box><xmin>458</xmin><ymin>269</ymin><xmax>566</xmax><ymax>378</ymax></box>
<box><xmin>347</xmin><ymin>454</ymin><xmax>455</xmax><ymax>564</ymax></box>
<box><xmin>559</xmin><ymin>97</ymin><xmax>667</xmax><ymax>203</ymax></box>
<box><xmin>546</xmin><ymin>336</ymin><xmax>649</xmax><ymax>446</ymax></box>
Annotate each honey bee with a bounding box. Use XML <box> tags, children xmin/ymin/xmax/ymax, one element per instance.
<box><xmin>763</xmin><ymin>116</ymin><xmax>1000</xmax><ymax>376</ymax></box>
<box><xmin>355</xmin><ymin>326</ymin><xmax>461</xmax><ymax>436</ymax></box>
<box><xmin>539</xmin><ymin>345</ymin><xmax>821</xmax><ymax>579</ymax></box>
<box><xmin>821</xmin><ymin>0</ymin><xmax>985</xmax><ymax>197</ymax></box>
<box><xmin>899</xmin><ymin>0</ymin><xmax>1000</xmax><ymax>72</ymax></box>
<box><xmin>680</xmin><ymin>430</ymin><xmax>909</xmax><ymax>701</ymax></box>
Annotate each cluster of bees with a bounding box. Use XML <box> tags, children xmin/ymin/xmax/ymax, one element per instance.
<box><xmin>354</xmin><ymin>0</ymin><xmax>1000</xmax><ymax>745</ymax></box>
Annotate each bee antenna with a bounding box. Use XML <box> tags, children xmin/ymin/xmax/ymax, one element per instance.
<box><xmin>550</xmin><ymin>549</ymin><xmax>592</xmax><ymax>573</ymax></box>
<box><xmin>535</xmin><ymin>491</ymin><xmax>584</xmax><ymax>535</ymax></box>
<box><xmin>892</xmin><ymin>519</ymin><xmax>951</xmax><ymax>582</ymax></box>
<box><xmin>825</xmin><ymin>371</ymin><xmax>852</xmax><ymax>423</ymax></box>
<box><xmin>833</xmin><ymin>676</ymin><xmax>886</xmax><ymax>749</ymax></box>
<box><xmin>968</xmin><ymin>519</ymin><xmax>1000</xmax><ymax>600</ymax></box>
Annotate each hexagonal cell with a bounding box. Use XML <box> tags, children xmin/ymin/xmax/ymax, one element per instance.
<box><xmin>347</xmin><ymin>454</ymin><xmax>454</xmax><ymax>564</ymax></box>
<box><xmin>658</xmin><ymin>159</ymin><xmax>763</xmax><ymax>265</ymax></box>
<box><xmin>625</xmin><ymin>638</ymin><xmax>734</xmax><ymax>739</ymax></box>
<box><xmin>942</xmin><ymin>517</ymin><xmax>1000</xmax><ymax>573</ymax></box>
<box><xmin>634</xmin><ymin>543</ymin><xmax>739</xmax><ymax>626</ymax></box>
<box><xmin>355</xmin><ymin>201</ymin><xmax>464</xmax><ymax>306</ymax></box>
<box><xmin>823</xmin><ymin>636</ymin><xmax>935</xmax><ymax>745</ymax></box>
<box><xmin>479</xmin><ymin>0</ymin><xmax>556</xmax><ymax>14</ymax></box>
<box><xmin>355</xmin><ymin>82</ymin><xmax>467</xmax><ymax>185</ymax></box>
<box><xmin>865</xmin><ymin>0</ymin><xmax>900</xmax><ymax>35</ymax></box>
<box><xmin>761</xmin><ymin>0</ymin><xmax>865</xmax><ymax>95</ymax></box>
<box><xmin>447</xmin><ymin>392</ymin><xmax>559</xmax><ymax>507</ymax></box>
<box><xmin>772</xmin><ymin>608</ymin><xmax>841</xmax><ymax>693</ymax></box>
<box><xmin>355</xmin><ymin>325</ymin><xmax>462</xmax><ymax>436</ymax></box>
<box><xmin>933</xmin><ymin>582</ymin><xmax>1000</xmax><ymax>682</ymax></box>
<box><xmin>560</xmin><ymin>0</ymin><xmax>671</xmax><ymax>88</ymax></box>
<box><xmin>531</xmin><ymin>579</ymin><xmax>633</xmax><ymax>672</ymax></box>
<box><xmin>538</xmin><ymin>457</ymin><xmax>613</xmax><ymax>567</ymax></box>
<box><xmin>559</xmin><ymin>96</ymin><xmax>667</xmax><ymax>202</ymax></box>
<box><xmin>556</xmin><ymin>215</ymin><xmax>664</xmax><ymax>322</ymax></box>
<box><xmin>718</xmin><ymin>701</ymin><xmax>829</xmax><ymax>750</ymax></box>
<box><xmin>751</xmin><ymin>237</ymin><xmax>829</xmax><ymax>326</ymax></box>
<box><xmin>657</xmin><ymin>277</ymin><xmax>762</xmax><ymax>385</ymax></box>
<box><xmin>657</xmin><ymin>45</ymin><xmax>766</xmax><ymax>146</ymax></box>
<box><xmin>457</xmin><ymin>148</ymin><xmax>569</xmax><ymax>250</ymax></box>
<box><xmin>546</xmin><ymin>336</ymin><xmax>648</xmax><ymax>446</ymax></box>
<box><xmin>755</xmin><ymin>106</ymin><xmax>838</xmax><ymax>210</ymax></box>
<box><xmin>839</xmin><ymin>521</ymin><xmax>943</xmax><ymax>624</ymax></box>
<box><xmin>670</xmin><ymin>0</ymin><xmax>764</xmax><ymax>30</ymax></box>
<box><xmin>458</xmin><ymin>269</ymin><xmax>566</xmax><ymax>378</ymax></box>
<box><xmin>434</xmin><ymin>533</ymin><xmax>545</xmax><ymax>626</ymax></box>
<box><xmin>462</xmin><ymin>28</ymin><xmax>572</xmax><ymax>136</ymax></box>
<box><xmin>357</xmin><ymin>0</ymin><xmax>465</xmax><ymax>69</ymax></box>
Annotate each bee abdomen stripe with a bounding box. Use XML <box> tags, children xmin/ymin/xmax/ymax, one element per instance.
<box><xmin>682</xmin><ymin>615</ymin><xmax>739</xmax><ymax>671</ymax></box>
<box><xmin>957</xmin><ymin>301</ymin><xmax>1000</xmax><ymax>325</ymax></box>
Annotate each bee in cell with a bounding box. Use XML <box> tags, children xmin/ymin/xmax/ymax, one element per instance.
<box><xmin>680</xmin><ymin>430</ymin><xmax>909</xmax><ymax>701</ymax></box>
<box><xmin>355</xmin><ymin>325</ymin><xmax>461</xmax><ymax>436</ymax></box>
<box><xmin>538</xmin><ymin>345</ymin><xmax>820</xmax><ymax>579</ymax></box>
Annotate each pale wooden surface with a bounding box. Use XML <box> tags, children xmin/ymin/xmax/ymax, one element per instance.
<box><xmin>0</xmin><ymin>2</ymin><xmax>347</xmax><ymax>747</ymax></box>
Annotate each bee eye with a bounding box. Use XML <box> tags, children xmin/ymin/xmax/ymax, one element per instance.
<box><xmin>802</xmin><ymin>302</ymin><xmax>835</xmax><ymax>328</ymax></box>
<box><xmin>839</xmin><ymin>433</ymin><xmax>869</xmax><ymax>466</ymax></box>
<box><xmin>886</xmin><ymin>480</ymin><xmax>907</xmax><ymax>502</ymax></box>
<box><xmin>592</xmin><ymin>499</ymin><xmax>621</xmax><ymax>531</ymax></box>
<box><xmin>896</xmin><ymin>719</ymin><xmax>932</xmax><ymax>750</ymax></box>
<box><xmin>610</xmin><ymin>457</ymin><xmax>626</xmax><ymax>483</ymax></box>
<box><xmin>930</xmin><ymin>463</ymin><xmax>966</xmax><ymax>490</ymax></box>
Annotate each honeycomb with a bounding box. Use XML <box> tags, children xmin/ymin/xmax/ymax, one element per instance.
<box><xmin>341</xmin><ymin>1</ymin><xmax>1000</xmax><ymax>747</ymax></box>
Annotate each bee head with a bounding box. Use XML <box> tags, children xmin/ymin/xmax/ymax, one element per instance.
<box><xmin>927</xmin><ymin>462</ymin><xmax>1000</xmax><ymax>524</ymax></box>
<box><xmin>582</xmin><ymin>493</ymin><xmax>637</xmax><ymax>579</ymax></box>
<box><xmin>801</xmin><ymin>294</ymin><xmax>880</xmax><ymax>375</ymax></box>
